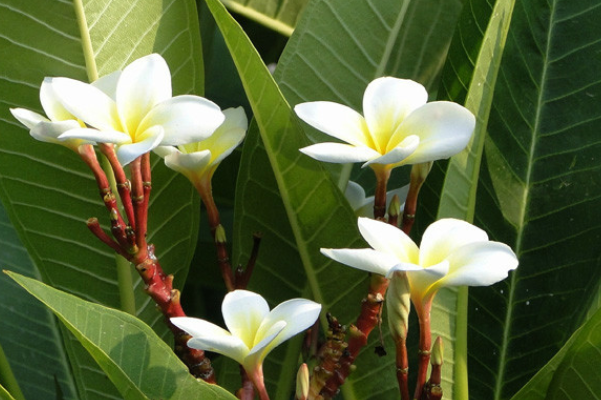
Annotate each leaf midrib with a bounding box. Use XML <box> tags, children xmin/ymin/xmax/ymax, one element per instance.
<box><xmin>492</xmin><ymin>0</ymin><xmax>556</xmax><ymax>398</ymax></box>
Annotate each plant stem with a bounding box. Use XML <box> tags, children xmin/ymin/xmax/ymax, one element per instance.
<box><xmin>453</xmin><ymin>287</ymin><xmax>469</xmax><ymax>399</ymax></box>
<box><xmin>414</xmin><ymin>301</ymin><xmax>433</xmax><ymax>400</ymax></box>
<box><xmin>395</xmin><ymin>338</ymin><xmax>410</xmax><ymax>400</ymax></box>
<box><xmin>116</xmin><ymin>254</ymin><xmax>136</xmax><ymax>315</ymax></box>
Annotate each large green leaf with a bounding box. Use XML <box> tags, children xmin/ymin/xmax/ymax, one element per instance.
<box><xmin>426</xmin><ymin>0</ymin><xmax>517</xmax><ymax>398</ymax></box>
<box><xmin>220</xmin><ymin>0</ymin><xmax>310</xmax><ymax>36</ymax></box>
<box><xmin>0</xmin><ymin>0</ymin><xmax>203</xmax><ymax>398</ymax></box>
<box><xmin>7</xmin><ymin>271</ymin><xmax>237</xmax><ymax>400</ymax></box>
<box><xmin>461</xmin><ymin>0</ymin><xmax>601</xmax><ymax>398</ymax></box>
<box><xmin>511</xmin><ymin>306</ymin><xmax>601</xmax><ymax>400</ymax></box>
<box><xmin>0</xmin><ymin>204</ymin><xmax>77</xmax><ymax>399</ymax></box>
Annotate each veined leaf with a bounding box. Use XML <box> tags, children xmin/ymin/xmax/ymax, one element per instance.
<box><xmin>0</xmin><ymin>383</ymin><xmax>17</xmax><ymax>400</ymax></box>
<box><xmin>221</xmin><ymin>0</ymin><xmax>310</xmax><ymax>36</ymax></box>
<box><xmin>0</xmin><ymin>204</ymin><xmax>76</xmax><ymax>399</ymax></box>
<box><xmin>463</xmin><ymin>0</ymin><xmax>601</xmax><ymax>398</ymax></box>
<box><xmin>6</xmin><ymin>272</ymin><xmax>237</xmax><ymax>400</ymax></box>
<box><xmin>510</xmin><ymin>306</ymin><xmax>601</xmax><ymax>400</ymax></box>
<box><xmin>0</xmin><ymin>0</ymin><xmax>203</xmax><ymax>398</ymax></box>
<box><xmin>431</xmin><ymin>0</ymin><xmax>517</xmax><ymax>397</ymax></box>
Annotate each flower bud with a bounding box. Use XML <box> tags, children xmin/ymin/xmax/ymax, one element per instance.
<box><xmin>295</xmin><ymin>363</ymin><xmax>309</xmax><ymax>400</ymax></box>
<box><xmin>386</xmin><ymin>270</ymin><xmax>411</xmax><ymax>341</ymax></box>
<box><xmin>431</xmin><ymin>336</ymin><xmax>444</xmax><ymax>366</ymax></box>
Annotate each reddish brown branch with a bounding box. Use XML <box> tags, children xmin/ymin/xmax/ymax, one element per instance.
<box><xmin>98</xmin><ymin>144</ymin><xmax>136</xmax><ymax>229</ymax></box>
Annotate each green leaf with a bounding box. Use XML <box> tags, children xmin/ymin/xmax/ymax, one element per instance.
<box><xmin>0</xmin><ymin>0</ymin><xmax>203</xmax><ymax>398</ymax></box>
<box><xmin>6</xmin><ymin>271</ymin><xmax>237</xmax><ymax>400</ymax></box>
<box><xmin>220</xmin><ymin>0</ymin><xmax>310</xmax><ymax>36</ymax></box>
<box><xmin>0</xmin><ymin>383</ymin><xmax>17</xmax><ymax>400</ymax></box>
<box><xmin>458</xmin><ymin>0</ymin><xmax>601</xmax><ymax>398</ymax></box>
<box><xmin>511</xmin><ymin>306</ymin><xmax>601</xmax><ymax>400</ymax></box>
<box><xmin>0</xmin><ymin>204</ymin><xmax>76</xmax><ymax>399</ymax></box>
<box><xmin>430</xmin><ymin>0</ymin><xmax>517</xmax><ymax>397</ymax></box>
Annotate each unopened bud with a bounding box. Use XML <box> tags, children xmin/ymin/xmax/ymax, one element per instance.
<box><xmin>431</xmin><ymin>336</ymin><xmax>444</xmax><ymax>366</ymax></box>
<box><xmin>295</xmin><ymin>363</ymin><xmax>309</xmax><ymax>400</ymax></box>
<box><xmin>386</xmin><ymin>271</ymin><xmax>411</xmax><ymax>341</ymax></box>
<box><xmin>388</xmin><ymin>194</ymin><xmax>401</xmax><ymax>218</ymax></box>
<box><xmin>410</xmin><ymin>162</ymin><xmax>433</xmax><ymax>184</ymax></box>
<box><xmin>215</xmin><ymin>224</ymin><xmax>227</xmax><ymax>244</ymax></box>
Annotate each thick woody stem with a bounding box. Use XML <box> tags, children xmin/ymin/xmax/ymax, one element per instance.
<box><xmin>196</xmin><ymin>178</ymin><xmax>235</xmax><ymax>291</ymax></box>
<box><xmin>309</xmin><ymin>315</ymin><xmax>347</xmax><ymax>399</ymax></box>
<box><xmin>320</xmin><ymin>275</ymin><xmax>388</xmax><ymax>398</ymax></box>
<box><xmin>129</xmin><ymin>158</ymin><xmax>148</xmax><ymax>259</ymax></box>
<box><xmin>414</xmin><ymin>301</ymin><xmax>433</xmax><ymax>400</ymax></box>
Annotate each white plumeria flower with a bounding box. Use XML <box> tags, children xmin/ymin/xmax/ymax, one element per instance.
<box><xmin>10</xmin><ymin>78</ymin><xmax>88</xmax><ymax>151</ymax></box>
<box><xmin>171</xmin><ymin>290</ymin><xmax>321</xmax><ymax>388</ymax></box>
<box><xmin>54</xmin><ymin>54</ymin><xmax>225</xmax><ymax>165</ymax></box>
<box><xmin>154</xmin><ymin>106</ymin><xmax>247</xmax><ymax>188</ymax></box>
<box><xmin>345</xmin><ymin>180</ymin><xmax>409</xmax><ymax>217</ymax></box>
<box><xmin>295</xmin><ymin>77</ymin><xmax>475</xmax><ymax>171</ymax></box>
<box><xmin>321</xmin><ymin>217</ymin><xmax>518</xmax><ymax>306</ymax></box>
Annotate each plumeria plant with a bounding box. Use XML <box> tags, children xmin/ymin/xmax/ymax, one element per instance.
<box><xmin>1</xmin><ymin>1</ymin><xmax>600</xmax><ymax>400</ymax></box>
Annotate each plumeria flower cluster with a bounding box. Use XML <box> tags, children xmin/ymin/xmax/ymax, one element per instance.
<box><xmin>11</xmin><ymin>54</ymin><xmax>226</xmax><ymax>165</ymax></box>
<box><xmin>172</xmin><ymin>290</ymin><xmax>321</xmax><ymax>400</ymax></box>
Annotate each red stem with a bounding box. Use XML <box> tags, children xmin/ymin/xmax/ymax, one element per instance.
<box><xmin>414</xmin><ymin>301</ymin><xmax>433</xmax><ymax>400</ymax></box>
<box><xmin>395</xmin><ymin>339</ymin><xmax>410</xmax><ymax>400</ymax></box>
<box><xmin>236</xmin><ymin>367</ymin><xmax>255</xmax><ymax>400</ymax></box>
<box><xmin>400</xmin><ymin>180</ymin><xmax>420</xmax><ymax>235</ymax></box>
<box><xmin>98</xmin><ymin>144</ymin><xmax>136</xmax><ymax>229</ymax></box>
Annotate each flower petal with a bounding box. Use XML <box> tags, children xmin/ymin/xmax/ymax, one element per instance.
<box><xmin>222</xmin><ymin>290</ymin><xmax>270</xmax><ymax>349</ymax></box>
<box><xmin>115</xmin><ymin>126</ymin><xmax>164</xmax><ymax>165</ymax></box>
<box><xmin>389</xmin><ymin>101</ymin><xmax>475</xmax><ymax>164</ymax></box>
<box><xmin>357</xmin><ymin>217</ymin><xmax>419</xmax><ymax>263</ymax></box>
<box><xmin>153</xmin><ymin>145</ymin><xmax>179</xmax><ymax>159</ymax></box>
<box><xmin>92</xmin><ymin>70</ymin><xmax>121</xmax><ymax>100</ymax></box>
<box><xmin>363</xmin><ymin>78</ymin><xmax>427</xmax><ymax>149</ymax></box>
<box><xmin>51</xmin><ymin>77</ymin><xmax>122</xmax><ymax>132</ymax></box>
<box><xmin>164</xmin><ymin>150</ymin><xmax>212</xmax><ymax>178</ymax></box>
<box><xmin>404</xmin><ymin>261</ymin><xmax>450</xmax><ymax>302</ymax></box>
<box><xmin>439</xmin><ymin>241</ymin><xmax>518</xmax><ymax>288</ymax></box>
<box><xmin>243</xmin><ymin>320</ymin><xmax>287</xmax><ymax>373</ymax></box>
<box><xmin>254</xmin><ymin>298</ymin><xmax>321</xmax><ymax>356</ymax></box>
<box><xmin>300</xmin><ymin>143</ymin><xmax>380</xmax><ymax>163</ymax></box>
<box><xmin>344</xmin><ymin>181</ymin><xmax>368</xmax><ymax>212</ymax></box>
<box><xmin>116</xmin><ymin>54</ymin><xmax>171</xmax><ymax>134</ymax></box>
<box><xmin>363</xmin><ymin>135</ymin><xmax>419</xmax><ymax>167</ymax></box>
<box><xmin>321</xmin><ymin>248</ymin><xmax>399</xmax><ymax>276</ymax></box>
<box><xmin>419</xmin><ymin>218</ymin><xmax>488</xmax><ymax>268</ymax></box>
<box><xmin>170</xmin><ymin>317</ymin><xmax>249</xmax><ymax>365</ymax></box>
<box><xmin>295</xmin><ymin>101</ymin><xmax>371</xmax><ymax>147</ymax></box>
<box><xmin>40</xmin><ymin>78</ymin><xmax>76</xmax><ymax>121</ymax></box>
<box><xmin>10</xmin><ymin>108</ymin><xmax>49</xmax><ymax>129</ymax></box>
<box><xmin>193</xmin><ymin>106</ymin><xmax>248</xmax><ymax>165</ymax></box>
<box><xmin>59</xmin><ymin>127</ymin><xmax>131</xmax><ymax>144</ymax></box>
<box><xmin>138</xmin><ymin>95</ymin><xmax>224</xmax><ymax>145</ymax></box>
<box><xmin>32</xmin><ymin>121</ymin><xmax>86</xmax><ymax>144</ymax></box>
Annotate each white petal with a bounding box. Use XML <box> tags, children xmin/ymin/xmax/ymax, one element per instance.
<box><xmin>92</xmin><ymin>70</ymin><xmax>121</xmax><ymax>100</ymax></box>
<box><xmin>363</xmin><ymin>78</ymin><xmax>427</xmax><ymax>147</ymax></box>
<box><xmin>153</xmin><ymin>145</ymin><xmax>179</xmax><ymax>159</ymax></box>
<box><xmin>404</xmin><ymin>261</ymin><xmax>450</xmax><ymax>300</ymax></box>
<box><xmin>51</xmin><ymin>77</ymin><xmax>122</xmax><ymax>132</ymax></box>
<box><xmin>59</xmin><ymin>127</ymin><xmax>131</xmax><ymax>144</ymax></box>
<box><xmin>357</xmin><ymin>185</ymin><xmax>410</xmax><ymax>217</ymax></box>
<box><xmin>419</xmin><ymin>219</ymin><xmax>488</xmax><ymax>268</ymax></box>
<box><xmin>363</xmin><ymin>135</ymin><xmax>419</xmax><ymax>167</ymax></box>
<box><xmin>222</xmin><ymin>290</ymin><xmax>270</xmax><ymax>349</ymax></box>
<box><xmin>321</xmin><ymin>248</ymin><xmax>398</xmax><ymax>276</ymax></box>
<box><xmin>164</xmin><ymin>150</ymin><xmax>212</xmax><ymax>178</ymax></box>
<box><xmin>243</xmin><ymin>320</ymin><xmax>287</xmax><ymax>372</ymax></box>
<box><xmin>116</xmin><ymin>54</ymin><xmax>172</xmax><ymax>134</ymax></box>
<box><xmin>344</xmin><ymin>181</ymin><xmax>368</xmax><ymax>212</ymax></box>
<box><xmin>31</xmin><ymin>121</ymin><xmax>85</xmax><ymax>144</ymax></box>
<box><xmin>295</xmin><ymin>102</ymin><xmax>371</xmax><ymax>147</ymax></box>
<box><xmin>170</xmin><ymin>317</ymin><xmax>249</xmax><ymax>365</ymax></box>
<box><xmin>300</xmin><ymin>143</ymin><xmax>380</xmax><ymax>163</ymax></box>
<box><xmin>40</xmin><ymin>78</ymin><xmax>76</xmax><ymax>121</ymax></box>
<box><xmin>440</xmin><ymin>241</ymin><xmax>518</xmax><ymax>287</ymax></box>
<box><xmin>139</xmin><ymin>95</ymin><xmax>224</xmax><ymax>145</ymax></box>
<box><xmin>10</xmin><ymin>108</ymin><xmax>49</xmax><ymax>129</ymax></box>
<box><xmin>390</xmin><ymin>102</ymin><xmax>475</xmax><ymax>165</ymax></box>
<box><xmin>115</xmin><ymin>126</ymin><xmax>164</xmax><ymax>165</ymax></box>
<box><xmin>357</xmin><ymin>217</ymin><xmax>419</xmax><ymax>263</ymax></box>
<box><xmin>249</xmin><ymin>298</ymin><xmax>321</xmax><ymax>365</ymax></box>
<box><xmin>197</xmin><ymin>106</ymin><xmax>248</xmax><ymax>165</ymax></box>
